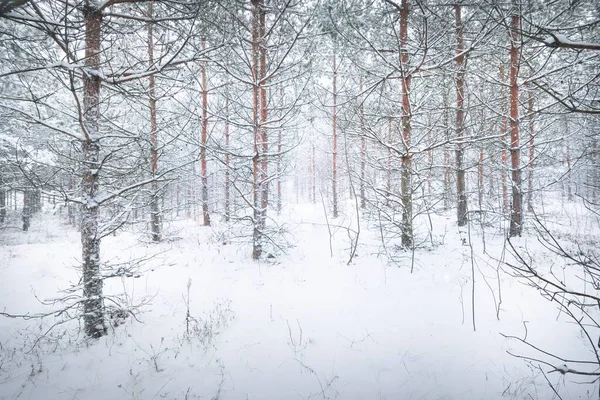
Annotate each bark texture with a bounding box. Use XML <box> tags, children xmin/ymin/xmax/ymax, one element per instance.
<box><xmin>148</xmin><ymin>1</ymin><xmax>161</xmax><ymax>241</ymax></box>
<box><xmin>399</xmin><ymin>0</ymin><xmax>413</xmax><ymax>249</ymax></box>
<box><xmin>509</xmin><ymin>9</ymin><xmax>523</xmax><ymax>237</ymax></box>
<box><xmin>455</xmin><ymin>4</ymin><xmax>467</xmax><ymax>226</ymax></box>
<box><xmin>81</xmin><ymin>1</ymin><xmax>106</xmax><ymax>338</ymax></box>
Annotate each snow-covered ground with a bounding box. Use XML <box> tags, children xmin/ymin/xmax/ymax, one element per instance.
<box><xmin>0</xmin><ymin>201</ymin><xmax>596</xmax><ymax>399</ymax></box>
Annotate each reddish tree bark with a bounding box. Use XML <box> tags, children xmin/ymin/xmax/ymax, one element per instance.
<box><xmin>508</xmin><ymin>9</ymin><xmax>523</xmax><ymax>237</ymax></box>
<box><xmin>81</xmin><ymin>0</ymin><xmax>106</xmax><ymax>338</ymax></box>
<box><xmin>399</xmin><ymin>0</ymin><xmax>413</xmax><ymax>248</ymax></box>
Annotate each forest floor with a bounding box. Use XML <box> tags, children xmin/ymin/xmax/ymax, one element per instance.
<box><xmin>0</xmin><ymin>200</ymin><xmax>597</xmax><ymax>399</ymax></box>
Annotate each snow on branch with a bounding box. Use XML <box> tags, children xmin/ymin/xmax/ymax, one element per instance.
<box><xmin>543</xmin><ymin>32</ymin><xmax>600</xmax><ymax>51</ymax></box>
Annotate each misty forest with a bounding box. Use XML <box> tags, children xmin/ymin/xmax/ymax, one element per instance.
<box><xmin>1</xmin><ymin>0</ymin><xmax>600</xmax><ymax>398</ymax></box>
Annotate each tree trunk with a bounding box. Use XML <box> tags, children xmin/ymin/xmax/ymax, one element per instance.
<box><xmin>148</xmin><ymin>2</ymin><xmax>161</xmax><ymax>241</ymax></box>
<box><xmin>311</xmin><ymin>141</ymin><xmax>316</xmax><ymax>204</ymax></box>
<box><xmin>359</xmin><ymin>77</ymin><xmax>366</xmax><ymax>209</ymax></box>
<box><xmin>400</xmin><ymin>0</ymin><xmax>413</xmax><ymax>249</ymax></box>
<box><xmin>80</xmin><ymin>1</ymin><xmax>106</xmax><ymax>338</ymax></box>
<box><xmin>566</xmin><ymin>136</ymin><xmax>572</xmax><ymax>201</ymax></box>
<box><xmin>455</xmin><ymin>4</ymin><xmax>467</xmax><ymax>227</ymax></box>
<box><xmin>527</xmin><ymin>83</ymin><xmax>535</xmax><ymax>212</ymax></box>
<box><xmin>68</xmin><ymin>150</ymin><xmax>76</xmax><ymax>225</ymax></box>
<box><xmin>0</xmin><ymin>174</ymin><xmax>5</xmax><ymax>224</ymax></box>
<box><xmin>478</xmin><ymin>147</ymin><xmax>484</xmax><ymax>206</ymax></box>
<box><xmin>443</xmin><ymin>84</ymin><xmax>451</xmax><ymax>210</ymax></box>
<box><xmin>224</xmin><ymin>96</ymin><xmax>231</xmax><ymax>222</ymax></box>
<box><xmin>276</xmin><ymin>125</ymin><xmax>282</xmax><ymax>214</ymax></box>
<box><xmin>500</xmin><ymin>66</ymin><xmax>509</xmax><ymax>211</ymax></box>
<box><xmin>251</xmin><ymin>0</ymin><xmax>263</xmax><ymax>259</ymax></box>
<box><xmin>332</xmin><ymin>46</ymin><xmax>339</xmax><ymax>218</ymax></box>
<box><xmin>22</xmin><ymin>190</ymin><xmax>30</xmax><ymax>231</ymax></box>
<box><xmin>508</xmin><ymin>9</ymin><xmax>523</xmax><ymax>237</ymax></box>
<box><xmin>259</xmin><ymin>5</ymin><xmax>268</xmax><ymax>228</ymax></box>
<box><xmin>387</xmin><ymin>116</ymin><xmax>392</xmax><ymax>199</ymax></box>
<box><xmin>201</xmin><ymin>36</ymin><xmax>211</xmax><ymax>227</ymax></box>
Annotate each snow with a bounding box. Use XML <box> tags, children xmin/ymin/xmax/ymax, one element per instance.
<box><xmin>0</xmin><ymin>201</ymin><xmax>595</xmax><ymax>399</ymax></box>
<box><xmin>543</xmin><ymin>33</ymin><xmax>600</xmax><ymax>50</ymax></box>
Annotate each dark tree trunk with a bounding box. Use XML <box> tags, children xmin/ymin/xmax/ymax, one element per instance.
<box><xmin>259</xmin><ymin>6</ymin><xmax>268</xmax><ymax>228</ymax></box>
<box><xmin>276</xmin><ymin>125</ymin><xmax>282</xmax><ymax>214</ymax></box>
<box><xmin>527</xmin><ymin>83</ymin><xmax>535</xmax><ymax>212</ymax></box>
<box><xmin>224</xmin><ymin>96</ymin><xmax>231</xmax><ymax>222</ymax></box>
<box><xmin>201</xmin><ymin>36</ymin><xmax>211</xmax><ymax>227</ymax></box>
<box><xmin>251</xmin><ymin>0</ymin><xmax>263</xmax><ymax>259</ymax></box>
<box><xmin>508</xmin><ymin>8</ymin><xmax>523</xmax><ymax>237</ymax></box>
<box><xmin>455</xmin><ymin>4</ymin><xmax>468</xmax><ymax>227</ymax></box>
<box><xmin>387</xmin><ymin>116</ymin><xmax>392</xmax><ymax>199</ymax></box>
<box><xmin>399</xmin><ymin>0</ymin><xmax>413</xmax><ymax>249</ymax></box>
<box><xmin>0</xmin><ymin>179</ymin><xmax>5</xmax><ymax>224</ymax></box>
<box><xmin>148</xmin><ymin>2</ymin><xmax>161</xmax><ymax>241</ymax></box>
<box><xmin>500</xmin><ymin>67</ymin><xmax>509</xmax><ymax>211</ymax></box>
<box><xmin>359</xmin><ymin>77</ymin><xmax>366</xmax><ymax>209</ymax></box>
<box><xmin>332</xmin><ymin>47</ymin><xmax>338</xmax><ymax>218</ymax></box>
<box><xmin>81</xmin><ymin>2</ymin><xmax>106</xmax><ymax>338</ymax></box>
<box><xmin>311</xmin><ymin>142</ymin><xmax>316</xmax><ymax>204</ymax></box>
<box><xmin>22</xmin><ymin>190</ymin><xmax>30</xmax><ymax>231</ymax></box>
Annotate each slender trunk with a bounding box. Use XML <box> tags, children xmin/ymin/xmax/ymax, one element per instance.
<box><xmin>455</xmin><ymin>4</ymin><xmax>467</xmax><ymax>227</ymax></box>
<box><xmin>224</xmin><ymin>96</ymin><xmax>231</xmax><ymax>222</ymax></box>
<box><xmin>81</xmin><ymin>1</ymin><xmax>106</xmax><ymax>338</ymax></box>
<box><xmin>200</xmin><ymin>37</ymin><xmax>211</xmax><ymax>226</ymax></box>
<box><xmin>478</xmin><ymin>147</ymin><xmax>484</xmax><ymax>206</ymax></box>
<box><xmin>387</xmin><ymin>116</ymin><xmax>392</xmax><ymax>198</ymax></box>
<box><xmin>251</xmin><ymin>0</ymin><xmax>262</xmax><ymax>259</ymax></box>
<box><xmin>427</xmin><ymin>128</ymin><xmax>432</xmax><ymax>197</ymax></box>
<box><xmin>68</xmin><ymin>149</ymin><xmax>76</xmax><ymax>225</ymax></box>
<box><xmin>500</xmin><ymin>66</ymin><xmax>509</xmax><ymax>211</ymax></box>
<box><xmin>311</xmin><ymin>142</ymin><xmax>316</xmax><ymax>204</ymax></box>
<box><xmin>175</xmin><ymin>182</ymin><xmax>180</xmax><ymax>217</ymax></box>
<box><xmin>593</xmin><ymin>140</ymin><xmax>598</xmax><ymax>202</ymax></box>
<box><xmin>443</xmin><ymin>85</ymin><xmax>451</xmax><ymax>210</ymax></box>
<box><xmin>276</xmin><ymin>86</ymin><xmax>283</xmax><ymax>214</ymax></box>
<box><xmin>359</xmin><ymin>77</ymin><xmax>366</xmax><ymax>209</ymax></box>
<box><xmin>276</xmin><ymin>128</ymin><xmax>282</xmax><ymax>214</ymax></box>
<box><xmin>566</xmin><ymin>137</ymin><xmax>572</xmax><ymax>201</ymax></box>
<box><xmin>332</xmin><ymin>47</ymin><xmax>339</xmax><ymax>218</ymax></box>
<box><xmin>527</xmin><ymin>84</ymin><xmax>534</xmax><ymax>211</ymax></box>
<box><xmin>400</xmin><ymin>0</ymin><xmax>413</xmax><ymax>249</ymax></box>
<box><xmin>148</xmin><ymin>2</ymin><xmax>161</xmax><ymax>241</ymax></box>
<box><xmin>508</xmin><ymin>9</ymin><xmax>523</xmax><ymax>237</ymax></box>
<box><xmin>0</xmin><ymin>175</ymin><xmax>6</xmax><ymax>224</ymax></box>
<box><xmin>22</xmin><ymin>190</ymin><xmax>30</xmax><ymax>231</ymax></box>
<box><xmin>259</xmin><ymin>5</ymin><xmax>268</xmax><ymax>228</ymax></box>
